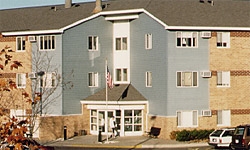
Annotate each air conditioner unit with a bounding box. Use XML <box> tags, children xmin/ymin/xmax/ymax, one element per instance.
<box><xmin>200</xmin><ymin>71</ymin><xmax>211</xmax><ymax>78</ymax></box>
<box><xmin>201</xmin><ymin>110</ymin><xmax>212</xmax><ymax>117</ymax></box>
<box><xmin>200</xmin><ymin>31</ymin><xmax>211</xmax><ymax>38</ymax></box>
<box><xmin>28</xmin><ymin>36</ymin><xmax>36</xmax><ymax>42</ymax></box>
<box><xmin>28</xmin><ymin>72</ymin><xmax>37</xmax><ymax>79</ymax></box>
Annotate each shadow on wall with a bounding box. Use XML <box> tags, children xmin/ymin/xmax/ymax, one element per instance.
<box><xmin>39</xmin><ymin>115</ymin><xmax>87</xmax><ymax>143</ymax></box>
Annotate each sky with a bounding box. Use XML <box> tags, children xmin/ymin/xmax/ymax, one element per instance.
<box><xmin>0</xmin><ymin>0</ymin><xmax>94</xmax><ymax>10</ymax></box>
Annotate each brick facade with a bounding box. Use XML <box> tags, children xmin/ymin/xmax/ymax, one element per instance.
<box><xmin>0</xmin><ymin>36</ymin><xmax>32</xmax><ymax>117</ymax></box>
<box><xmin>39</xmin><ymin>115</ymin><xmax>88</xmax><ymax>142</ymax></box>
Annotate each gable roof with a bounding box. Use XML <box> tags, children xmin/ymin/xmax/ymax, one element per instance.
<box><xmin>1</xmin><ymin>0</ymin><xmax>250</xmax><ymax>34</ymax></box>
<box><xmin>83</xmin><ymin>84</ymin><xmax>147</xmax><ymax>101</ymax></box>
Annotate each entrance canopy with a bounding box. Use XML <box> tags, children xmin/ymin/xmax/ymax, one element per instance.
<box><xmin>82</xmin><ymin>84</ymin><xmax>147</xmax><ymax>102</ymax></box>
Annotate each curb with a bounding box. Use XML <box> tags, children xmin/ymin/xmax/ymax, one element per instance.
<box><xmin>142</xmin><ymin>143</ymin><xmax>209</xmax><ymax>148</ymax></box>
<box><xmin>52</xmin><ymin>142</ymin><xmax>209</xmax><ymax>149</ymax></box>
<box><xmin>53</xmin><ymin>144</ymin><xmax>143</xmax><ymax>149</ymax></box>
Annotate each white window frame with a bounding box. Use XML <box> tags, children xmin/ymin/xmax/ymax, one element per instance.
<box><xmin>88</xmin><ymin>72</ymin><xmax>98</xmax><ymax>87</ymax></box>
<box><xmin>115</xmin><ymin>37</ymin><xmax>127</xmax><ymax>50</ymax></box>
<box><xmin>217</xmin><ymin>71</ymin><xmax>230</xmax><ymax>87</ymax></box>
<box><xmin>177</xmin><ymin>110</ymin><xmax>198</xmax><ymax>127</ymax></box>
<box><xmin>39</xmin><ymin>35</ymin><xmax>55</xmax><ymax>51</ymax></box>
<box><xmin>146</xmin><ymin>71</ymin><xmax>152</xmax><ymax>87</ymax></box>
<box><xmin>145</xmin><ymin>33</ymin><xmax>152</xmax><ymax>49</ymax></box>
<box><xmin>41</xmin><ymin>72</ymin><xmax>56</xmax><ymax>88</ymax></box>
<box><xmin>217</xmin><ymin>32</ymin><xmax>230</xmax><ymax>48</ymax></box>
<box><xmin>115</xmin><ymin>68</ymin><xmax>128</xmax><ymax>82</ymax></box>
<box><xmin>16</xmin><ymin>73</ymin><xmax>26</xmax><ymax>88</ymax></box>
<box><xmin>90</xmin><ymin>110</ymin><xmax>98</xmax><ymax>131</ymax></box>
<box><xmin>10</xmin><ymin>109</ymin><xmax>26</xmax><ymax>121</ymax></box>
<box><xmin>176</xmin><ymin>71</ymin><xmax>198</xmax><ymax>87</ymax></box>
<box><xmin>217</xmin><ymin>110</ymin><xmax>231</xmax><ymax>126</ymax></box>
<box><xmin>88</xmin><ymin>35</ymin><xmax>98</xmax><ymax>51</ymax></box>
<box><xmin>176</xmin><ymin>32</ymin><xmax>198</xmax><ymax>48</ymax></box>
<box><xmin>16</xmin><ymin>37</ymin><xmax>26</xmax><ymax>52</ymax></box>
<box><xmin>124</xmin><ymin>109</ymin><xmax>143</xmax><ymax>132</ymax></box>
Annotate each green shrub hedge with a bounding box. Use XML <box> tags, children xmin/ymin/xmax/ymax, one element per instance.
<box><xmin>170</xmin><ymin>129</ymin><xmax>214</xmax><ymax>141</ymax></box>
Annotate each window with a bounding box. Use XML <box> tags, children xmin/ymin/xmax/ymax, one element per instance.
<box><xmin>16</xmin><ymin>37</ymin><xmax>25</xmax><ymax>51</ymax></box>
<box><xmin>217</xmin><ymin>71</ymin><xmax>230</xmax><ymax>87</ymax></box>
<box><xmin>116</xmin><ymin>37</ymin><xmax>127</xmax><ymax>50</ymax></box>
<box><xmin>16</xmin><ymin>73</ymin><xmax>26</xmax><ymax>88</ymax></box>
<box><xmin>116</xmin><ymin>68</ymin><xmax>128</xmax><ymax>82</ymax></box>
<box><xmin>88</xmin><ymin>72</ymin><xmax>98</xmax><ymax>87</ymax></box>
<box><xmin>90</xmin><ymin>110</ymin><xmax>97</xmax><ymax>131</ymax></box>
<box><xmin>88</xmin><ymin>36</ymin><xmax>98</xmax><ymax>51</ymax></box>
<box><xmin>124</xmin><ymin>110</ymin><xmax>142</xmax><ymax>132</ymax></box>
<box><xmin>217</xmin><ymin>32</ymin><xmax>230</xmax><ymax>48</ymax></box>
<box><xmin>217</xmin><ymin>110</ymin><xmax>231</xmax><ymax>126</ymax></box>
<box><xmin>177</xmin><ymin>110</ymin><xmax>198</xmax><ymax>127</ymax></box>
<box><xmin>41</xmin><ymin>72</ymin><xmax>56</xmax><ymax>88</ymax></box>
<box><xmin>177</xmin><ymin>32</ymin><xmax>198</xmax><ymax>48</ymax></box>
<box><xmin>10</xmin><ymin>109</ymin><xmax>26</xmax><ymax>121</ymax></box>
<box><xmin>39</xmin><ymin>35</ymin><xmax>55</xmax><ymax>50</ymax></box>
<box><xmin>145</xmin><ymin>34</ymin><xmax>152</xmax><ymax>49</ymax></box>
<box><xmin>177</xmin><ymin>71</ymin><xmax>198</xmax><ymax>87</ymax></box>
<box><xmin>146</xmin><ymin>71</ymin><xmax>152</xmax><ymax>87</ymax></box>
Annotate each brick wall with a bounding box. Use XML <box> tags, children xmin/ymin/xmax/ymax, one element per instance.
<box><xmin>39</xmin><ymin>114</ymin><xmax>88</xmax><ymax>142</ymax></box>
<box><xmin>0</xmin><ymin>35</ymin><xmax>32</xmax><ymax>118</ymax></box>
<box><xmin>210</xmin><ymin>31</ymin><xmax>250</xmax><ymax>110</ymax></box>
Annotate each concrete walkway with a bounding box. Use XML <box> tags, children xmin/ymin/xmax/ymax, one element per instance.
<box><xmin>46</xmin><ymin>135</ymin><xmax>210</xmax><ymax>149</ymax></box>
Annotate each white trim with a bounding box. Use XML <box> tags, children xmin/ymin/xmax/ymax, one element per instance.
<box><xmin>166</xmin><ymin>26</ymin><xmax>250</xmax><ymax>31</ymax></box>
<box><xmin>87</xmin><ymin>104</ymin><xmax>145</xmax><ymax>110</ymax></box>
<box><xmin>3</xmin><ymin>29</ymin><xmax>63</xmax><ymax>36</ymax></box>
<box><xmin>81</xmin><ymin>100</ymin><xmax>148</xmax><ymax>105</ymax></box>
<box><xmin>105</xmin><ymin>15</ymin><xmax>139</xmax><ymax>20</ymax></box>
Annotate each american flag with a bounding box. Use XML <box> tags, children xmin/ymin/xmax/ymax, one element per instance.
<box><xmin>107</xmin><ymin>66</ymin><xmax>114</xmax><ymax>89</ymax></box>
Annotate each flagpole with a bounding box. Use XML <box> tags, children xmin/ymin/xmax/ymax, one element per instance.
<box><xmin>105</xmin><ymin>59</ymin><xmax>109</xmax><ymax>143</ymax></box>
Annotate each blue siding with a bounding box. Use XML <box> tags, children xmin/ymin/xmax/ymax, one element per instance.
<box><xmin>62</xmin><ymin>16</ymin><xmax>113</xmax><ymax>114</ymax></box>
<box><xmin>60</xmin><ymin>12</ymin><xmax>209</xmax><ymax>116</ymax></box>
<box><xmin>131</xmin><ymin>13</ymin><xmax>210</xmax><ymax>116</ymax></box>
<box><xmin>31</xmin><ymin>35</ymin><xmax>63</xmax><ymax>115</ymax></box>
<box><xmin>130</xmin><ymin>13</ymin><xmax>168</xmax><ymax>116</ymax></box>
<box><xmin>167</xmin><ymin>31</ymin><xmax>210</xmax><ymax>116</ymax></box>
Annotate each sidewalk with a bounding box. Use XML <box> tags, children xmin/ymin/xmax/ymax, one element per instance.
<box><xmin>46</xmin><ymin>135</ymin><xmax>209</xmax><ymax>149</ymax></box>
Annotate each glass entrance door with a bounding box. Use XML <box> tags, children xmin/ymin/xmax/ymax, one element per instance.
<box><xmin>97</xmin><ymin>110</ymin><xmax>114</xmax><ymax>134</ymax></box>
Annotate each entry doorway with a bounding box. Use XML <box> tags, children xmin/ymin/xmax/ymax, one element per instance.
<box><xmin>89</xmin><ymin>106</ymin><xmax>144</xmax><ymax>136</ymax></box>
<box><xmin>97</xmin><ymin>110</ymin><xmax>121</xmax><ymax>135</ymax></box>
<box><xmin>97</xmin><ymin>110</ymin><xmax>114</xmax><ymax>133</ymax></box>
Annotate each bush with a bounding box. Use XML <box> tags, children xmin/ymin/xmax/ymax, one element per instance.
<box><xmin>170</xmin><ymin>129</ymin><xmax>214</xmax><ymax>141</ymax></box>
<box><xmin>176</xmin><ymin>129</ymin><xmax>190</xmax><ymax>141</ymax></box>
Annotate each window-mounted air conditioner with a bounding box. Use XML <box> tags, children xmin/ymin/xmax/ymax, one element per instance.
<box><xmin>28</xmin><ymin>36</ymin><xmax>36</xmax><ymax>42</ymax></box>
<box><xmin>28</xmin><ymin>72</ymin><xmax>37</xmax><ymax>79</ymax></box>
<box><xmin>200</xmin><ymin>31</ymin><xmax>211</xmax><ymax>38</ymax></box>
<box><xmin>201</xmin><ymin>110</ymin><xmax>212</xmax><ymax>117</ymax></box>
<box><xmin>200</xmin><ymin>71</ymin><xmax>211</xmax><ymax>78</ymax></box>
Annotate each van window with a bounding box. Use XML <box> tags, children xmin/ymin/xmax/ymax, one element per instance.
<box><xmin>222</xmin><ymin>130</ymin><xmax>234</xmax><ymax>137</ymax></box>
<box><xmin>211</xmin><ymin>130</ymin><xmax>223</xmax><ymax>137</ymax></box>
<box><xmin>234</xmin><ymin>127</ymin><xmax>245</xmax><ymax>135</ymax></box>
<box><xmin>247</xmin><ymin>128</ymin><xmax>250</xmax><ymax>136</ymax></box>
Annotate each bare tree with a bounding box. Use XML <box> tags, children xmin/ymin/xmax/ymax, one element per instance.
<box><xmin>27</xmin><ymin>41</ymin><xmax>71</xmax><ymax>138</ymax></box>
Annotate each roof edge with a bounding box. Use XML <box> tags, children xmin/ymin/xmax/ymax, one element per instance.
<box><xmin>81</xmin><ymin>100</ymin><xmax>148</xmax><ymax>105</ymax></box>
<box><xmin>2</xmin><ymin>29</ymin><xmax>63</xmax><ymax>36</ymax></box>
<box><xmin>166</xmin><ymin>26</ymin><xmax>250</xmax><ymax>31</ymax></box>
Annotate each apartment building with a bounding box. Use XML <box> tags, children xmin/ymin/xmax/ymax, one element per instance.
<box><xmin>0</xmin><ymin>0</ymin><xmax>250</xmax><ymax>140</ymax></box>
